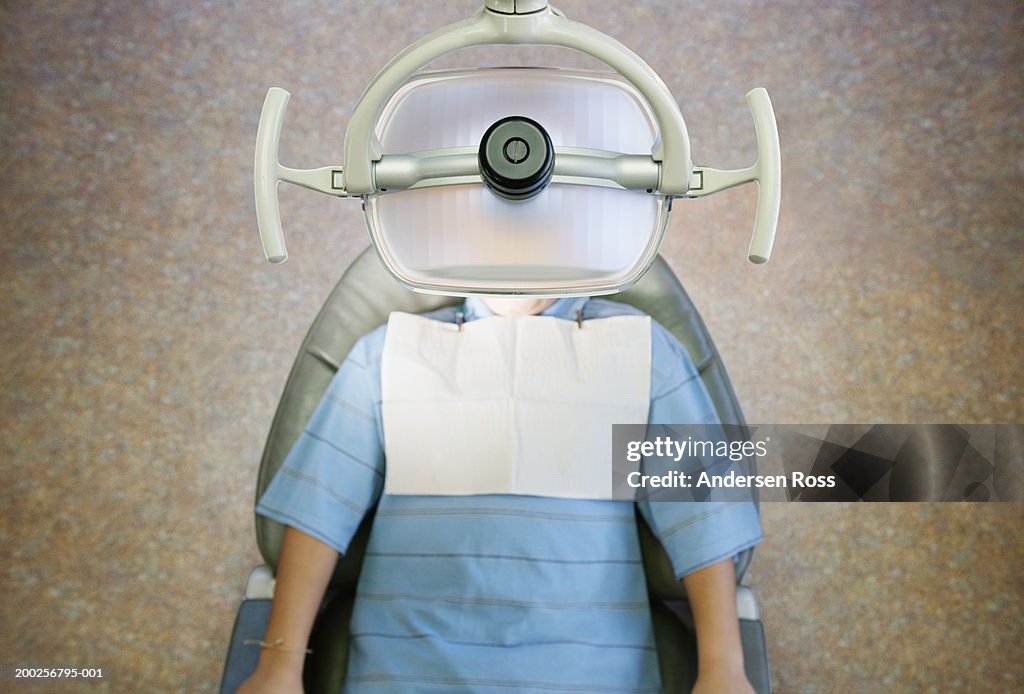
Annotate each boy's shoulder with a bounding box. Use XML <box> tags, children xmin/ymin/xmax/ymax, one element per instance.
<box><xmin>586</xmin><ymin>298</ymin><xmax>699</xmax><ymax>389</ymax></box>
<box><xmin>582</xmin><ymin>297</ymin><xmax>647</xmax><ymax>318</ymax></box>
<box><xmin>349</xmin><ymin>305</ymin><xmax>461</xmax><ymax>361</ymax></box>
<box><xmin>585</xmin><ymin>298</ymin><xmax>691</xmax><ymax>350</ymax></box>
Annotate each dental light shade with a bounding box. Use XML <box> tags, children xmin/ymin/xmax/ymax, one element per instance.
<box><xmin>365</xmin><ymin>69</ymin><xmax>670</xmax><ymax>296</ymax></box>
<box><xmin>254</xmin><ymin>1</ymin><xmax>781</xmax><ymax>296</ymax></box>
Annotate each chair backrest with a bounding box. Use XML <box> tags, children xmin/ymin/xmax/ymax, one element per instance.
<box><xmin>255</xmin><ymin>247</ymin><xmax>755</xmax><ymax>595</ymax></box>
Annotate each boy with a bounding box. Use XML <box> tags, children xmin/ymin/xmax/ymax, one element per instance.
<box><xmin>239</xmin><ymin>296</ymin><xmax>761</xmax><ymax>693</ymax></box>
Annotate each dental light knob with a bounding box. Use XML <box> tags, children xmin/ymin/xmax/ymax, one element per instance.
<box><xmin>478</xmin><ymin>116</ymin><xmax>554</xmax><ymax>201</ymax></box>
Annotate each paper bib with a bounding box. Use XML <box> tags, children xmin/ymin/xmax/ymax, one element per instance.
<box><xmin>381</xmin><ymin>311</ymin><xmax>650</xmax><ymax>499</ymax></box>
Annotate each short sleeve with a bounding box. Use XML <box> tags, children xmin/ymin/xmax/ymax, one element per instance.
<box><xmin>256</xmin><ymin>328</ymin><xmax>387</xmax><ymax>554</ymax></box>
<box><xmin>636</xmin><ymin>322</ymin><xmax>764</xmax><ymax>578</ymax></box>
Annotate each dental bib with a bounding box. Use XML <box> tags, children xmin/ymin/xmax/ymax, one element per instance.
<box><xmin>381</xmin><ymin>311</ymin><xmax>650</xmax><ymax>499</ymax></box>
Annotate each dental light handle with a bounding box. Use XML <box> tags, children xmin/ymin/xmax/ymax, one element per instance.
<box><xmin>254</xmin><ymin>88</ymin><xmax>290</xmax><ymax>263</ymax></box>
<box><xmin>687</xmin><ymin>88</ymin><xmax>781</xmax><ymax>264</ymax></box>
<box><xmin>255</xmin><ymin>87</ymin><xmax>347</xmax><ymax>263</ymax></box>
<box><xmin>747</xmin><ymin>88</ymin><xmax>781</xmax><ymax>264</ymax></box>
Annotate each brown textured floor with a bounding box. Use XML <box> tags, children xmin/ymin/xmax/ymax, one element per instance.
<box><xmin>1</xmin><ymin>1</ymin><xmax>1021</xmax><ymax>692</ymax></box>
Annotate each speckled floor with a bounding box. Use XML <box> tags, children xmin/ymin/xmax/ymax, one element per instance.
<box><xmin>1</xmin><ymin>1</ymin><xmax>1021</xmax><ymax>692</ymax></box>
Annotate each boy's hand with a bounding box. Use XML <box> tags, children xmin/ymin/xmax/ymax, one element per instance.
<box><xmin>692</xmin><ymin>657</ymin><xmax>755</xmax><ymax>694</ymax></box>
<box><xmin>236</xmin><ymin>658</ymin><xmax>304</xmax><ymax>694</ymax></box>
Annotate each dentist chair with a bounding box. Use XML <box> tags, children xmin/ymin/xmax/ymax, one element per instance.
<box><xmin>223</xmin><ymin>2</ymin><xmax>780</xmax><ymax>691</ymax></box>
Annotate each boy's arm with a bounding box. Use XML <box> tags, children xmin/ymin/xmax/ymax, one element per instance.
<box><xmin>683</xmin><ymin>557</ymin><xmax>755</xmax><ymax>694</ymax></box>
<box><xmin>237</xmin><ymin>527</ymin><xmax>339</xmax><ymax>693</ymax></box>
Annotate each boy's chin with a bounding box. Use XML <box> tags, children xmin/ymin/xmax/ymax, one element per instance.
<box><xmin>480</xmin><ymin>297</ymin><xmax>557</xmax><ymax>317</ymax></box>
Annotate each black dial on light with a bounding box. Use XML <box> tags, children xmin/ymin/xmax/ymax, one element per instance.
<box><xmin>478</xmin><ymin>116</ymin><xmax>554</xmax><ymax>201</ymax></box>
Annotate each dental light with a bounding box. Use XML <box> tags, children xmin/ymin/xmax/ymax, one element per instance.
<box><xmin>254</xmin><ymin>0</ymin><xmax>781</xmax><ymax>296</ymax></box>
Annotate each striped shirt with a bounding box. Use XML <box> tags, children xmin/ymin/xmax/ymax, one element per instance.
<box><xmin>257</xmin><ymin>296</ymin><xmax>763</xmax><ymax>693</ymax></box>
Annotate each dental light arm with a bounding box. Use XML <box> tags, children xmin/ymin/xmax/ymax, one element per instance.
<box><xmin>341</xmin><ymin>6</ymin><xmax>690</xmax><ymax>194</ymax></box>
<box><xmin>254</xmin><ymin>2</ymin><xmax>781</xmax><ymax>269</ymax></box>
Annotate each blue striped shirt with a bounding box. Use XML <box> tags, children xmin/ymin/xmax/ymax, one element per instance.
<box><xmin>257</xmin><ymin>296</ymin><xmax>762</xmax><ymax>693</ymax></box>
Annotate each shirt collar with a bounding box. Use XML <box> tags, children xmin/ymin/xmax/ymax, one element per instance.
<box><xmin>462</xmin><ymin>296</ymin><xmax>590</xmax><ymax>321</ymax></box>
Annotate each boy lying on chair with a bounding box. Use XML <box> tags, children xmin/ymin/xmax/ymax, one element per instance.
<box><xmin>239</xmin><ymin>295</ymin><xmax>762</xmax><ymax>694</ymax></box>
